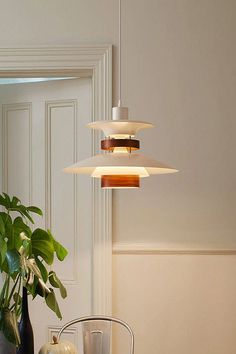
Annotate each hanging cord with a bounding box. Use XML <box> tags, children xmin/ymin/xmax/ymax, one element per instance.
<box><xmin>118</xmin><ymin>0</ymin><xmax>122</xmax><ymax>107</ymax></box>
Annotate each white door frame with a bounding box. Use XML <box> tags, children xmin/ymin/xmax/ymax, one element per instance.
<box><xmin>0</xmin><ymin>45</ymin><xmax>113</xmax><ymax>315</ymax></box>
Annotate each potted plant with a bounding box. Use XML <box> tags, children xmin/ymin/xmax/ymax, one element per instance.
<box><xmin>0</xmin><ymin>193</ymin><xmax>68</xmax><ymax>352</ymax></box>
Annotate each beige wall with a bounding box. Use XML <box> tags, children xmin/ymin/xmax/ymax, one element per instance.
<box><xmin>113</xmin><ymin>254</ymin><xmax>236</xmax><ymax>354</ymax></box>
<box><xmin>112</xmin><ymin>0</ymin><xmax>236</xmax><ymax>248</ymax></box>
<box><xmin>0</xmin><ymin>1</ymin><xmax>236</xmax><ymax>353</ymax></box>
<box><xmin>0</xmin><ymin>0</ymin><xmax>235</xmax><ymax>248</ymax></box>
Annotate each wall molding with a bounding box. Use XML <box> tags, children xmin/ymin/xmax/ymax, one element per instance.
<box><xmin>2</xmin><ymin>102</ymin><xmax>32</xmax><ymax>204</ymax></box>
<box><xmin>0</xmin><ymin>45</ymin><xmax>112</xmax><ymax>315</ymax></box>
<box><xmin>45</xmin><ymin>99</ymin><xmax>78</xmax><ymax>285</ymax></box>
<box><xmin>113</xmin><ymin>243</ymin><xmax>236</xmax><ymax>255</ymax></box>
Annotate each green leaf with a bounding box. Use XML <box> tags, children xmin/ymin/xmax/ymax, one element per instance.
<box><xmin>27</xmin><ymin>206</ymin><xmax>43</xmax><ymax>216</ymax></box>
<box><xmin>6</xmin><ymin>250</ymin><xmax>21</xmax><ymax>274</ymax></box>
<box><xmin>27</xmin><ymin>276</ymin><xmax>39</xmax><ymax>299</ymax></box>
<box><xmin>13</xmin><ymin>293</ymin><xmax>22</xmax><ymax>306</ymax></box>
<box><xmin>0</xmin><ymin>212</ymin><xmax>12</xmax><ymax>224</ymax></box>
<box><xmin>31</xmin><ymin>229</ymin><xmax>54</xmax><ymax>265</ymax></box>
<box><xmin>0</xmin><ymin>258</ymin><xmax>9</xmax><ymax>274</ymax></box>
<box><xmin>26</xmin><ymin>258</ymin><xmax>42</xmax><ymax>279</ymax></box>
<box><xmin>0</xmin><ymin>280</ymin><xmax>8</xmax><ymax>308</ymax></box>
<box><xmin>35</xmin><ymin>257</ymin><xmax>48</xmax><ymax>283</ymax></box>
<box><xmin>45</xmin><ymin>289</ymin><xmax>62</xmax><ymax>320</ymax></box>
<box><xmin>11</xmin><ymin>196</ymin><xmax>21</xmax><ymax>207</ymax></box>
<box><xmin>34</xmin><ymin>279</ymin><xmax>45</xmax><ymax>298</ymax></box>
<box><xmin>49</xmin><ymin>271</ymin><xmax>67</xmax><ymax>299</ymax></box>
<box><xmin>2</xmin><ymin>193</ymin><xmax>11</xmax><ymax>208</ymax></box>
<box><xmin>13</xmin><ymin>217</ymin><xmax>32</xmax><ymax>238</ymax></box>
<box><xmin>0</xmin><ymin>237</ymin><xmax>7</xmax><ymax>264</ymax></box>
<box><xmin>11</xmin><ymin>216</ymin><xmax>31</xmax><ymax>254</ymax></box>
<box><xmin>0</xmin><ymin>195</ymin><xmax>8</xmax><ymax>209</ymax></box>
<box><xmin>9</xmin><ymin>206</ymin><xmax>35</xmax><ymax>224</ymax></box>
<box><xmin>48</xmin><ymin>230</ymin><xmax>68</xmax><ymax>261</ymax></box>
<box><xmin>0</xmin><ymin>215</ymin><xmax>5</xmax><ymax>235</ymax></box>
<box><xmin>0</xmin><ymin>212</ymin><xmax>12</xmax><ymax>233</ymax></box>
<box><xmin>0</xmin><ymin>213</ymin><xmax>14</xmax><ymax>248</ymax></box>
<box><xmin>1</xmin><ymin>308</ymin><xmax>20</xmax><ymax>346</ymax></box>
<box><xmin>53</xmin><ymin>240</ymin><xmax>68</xmax><ymax>261</ymax></box>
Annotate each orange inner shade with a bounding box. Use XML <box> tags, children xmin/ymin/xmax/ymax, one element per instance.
<box><xmin>101</xmin><ymin>175</ymin><xmax>140</xmax><ymax>188</ymax></box>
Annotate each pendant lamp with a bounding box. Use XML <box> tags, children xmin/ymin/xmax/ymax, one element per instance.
<box><xmin>64</xmin><ymin>0</ymin><xmax>178</xmax><ymax>188</ymax></box>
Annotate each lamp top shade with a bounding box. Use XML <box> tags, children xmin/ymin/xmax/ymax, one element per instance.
<box><xmin>87</xmin><ymin>120</ymin><xmax>154</xmax><ymax>137</ymax></box>
<box><xmin>63</xmin><ymin>153</ymin><xmax>178</xmax><ymax>176</ymax></box>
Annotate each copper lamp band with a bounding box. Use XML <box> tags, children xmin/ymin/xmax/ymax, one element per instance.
<box><xmin>101</xmin><ymin>175</ymin><xmax>140</xmax><ymax>188</ymax></box>
<box><xmin>101</xmin><ymin>138</ymin><xmax>140</xmax><ymax>151</ymax></box>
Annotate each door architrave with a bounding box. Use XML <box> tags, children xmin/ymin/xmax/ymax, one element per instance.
<box><xmin>0</xmin><ymin>45</ymin><xmax>113</xmax><ymax>315</ymax></box>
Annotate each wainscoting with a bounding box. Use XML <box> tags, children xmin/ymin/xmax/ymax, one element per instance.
<box><xmin>112</xmin><ymin>244</ymin><xmax>236</xmax><ymax>354</ymax></box>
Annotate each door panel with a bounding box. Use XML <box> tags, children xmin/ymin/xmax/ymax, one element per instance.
<box><xmin>2</xmin><ymin>103</ymin><xmax>32</xmax><ymax>203</ymax></box>
<box><xmin>46</xmin><ymin>100</ymin><xmax>78</xmax><ymax>283</ymax></box>
<box><xmin>0</xmin><ymin>78</ymin><xmax>93</xmax><ymax>351</ymax></box>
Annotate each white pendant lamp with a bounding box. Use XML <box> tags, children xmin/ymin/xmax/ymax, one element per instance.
<box><xmin>64</xmin><ymin>0</ymin><xmax>178</xmax><ymax>188</ymax></box>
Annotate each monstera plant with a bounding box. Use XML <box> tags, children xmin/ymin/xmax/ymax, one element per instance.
<box><xmin>0</xmin><ymin>193</ymin><xmax>68</xmax><ymax>347</ymax></box>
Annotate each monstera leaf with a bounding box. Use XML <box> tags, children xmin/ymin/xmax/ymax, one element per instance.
<box><xmin>47</xmin><ymin>230</ymin><xmax>68</xmax><ymax>261</ymax></box>
<box><xmin>45</xmin><ymin>289</ymin><xmax>62</xmax><ymax>320</ymax></box>
<box><xmin>0</xmin><ymin>193</ymin><xmax>68</xmax><ymax>346</ymax></box>
<box><xmin>6</xmin><ymin>250</ymin><xmax>21</xmax><ymax>275</ymax></box>
<box><xmin>31</xmin><ymin>229</ymin><xmax>54</xmax><ymax>265</ymax></box>
<box><xmin>49</xmin><ymin>271</ymin><xmax>67</xmax><ymax>299</ymax></box>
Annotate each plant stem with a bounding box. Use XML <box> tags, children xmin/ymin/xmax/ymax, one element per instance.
<box><xmin>15</xmin><ymin>275</ymin><xmax>22</xmax><ymax>317</ymax></box>
<box><xmin>7</xmin><ymin>273</ymin><xmax>20</xmax><ymax>306</ymax></box>
<box><xmin>3</xmin><ymin>274</ymin><xmax>10</xmax><ymax>307</ymax></box>
<box><xmin>0</xmin><ymin>276</ymin><xmax>8</xmax><ymax>307</ymax></box>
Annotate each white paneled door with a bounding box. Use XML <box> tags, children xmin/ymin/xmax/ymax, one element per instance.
<box><xmin>0</xmin><ymin>78</ymin><xmax>93</xmax><ymax>351</ymax></box>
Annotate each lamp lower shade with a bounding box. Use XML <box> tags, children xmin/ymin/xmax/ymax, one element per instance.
<box><xmin>101</xmin><ymin>175</ymin><xmax>140</xmax><ymax>188</ymax></box>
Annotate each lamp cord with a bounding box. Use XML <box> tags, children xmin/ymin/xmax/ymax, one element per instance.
<box><xmin>118</xmin><ymin>0</ymin><xmax>122</xmax><ymax>107</ymax></box>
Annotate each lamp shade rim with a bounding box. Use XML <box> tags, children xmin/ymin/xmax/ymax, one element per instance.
<box><xmin>63</xmin><ymin>153</ymin><xmax>178</xmax><ymax>175</ymax></box>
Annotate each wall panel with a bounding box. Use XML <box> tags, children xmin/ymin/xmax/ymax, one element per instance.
<box><xmin>46</xmin><ymin>100</ymin><xmax>78</xmax><ymax>284</ymax></box>
<box><xmin>2</xmin><ymin>103</ymin><xmax>32</xmax><ymax>203</ymax></box>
